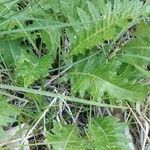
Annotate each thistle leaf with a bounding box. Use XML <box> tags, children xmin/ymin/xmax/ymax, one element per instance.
<box><xmin>69</xmin><ymin>55</ymin><xmax>148</xmax><ymax>102</ymax></box>
<box><xmin>88</xmin><ymin>117</ymin><xmax>129</xmax><ymax>150</ymax></box>
<box><xmin>121</xmin><ymin>22</ymin><xmax>150</xmax><ymax>77</ymax></box>
<box><xmin>0</xmin><ymin>96</ymin><xmax>19</xmax><ymax>139</ymax></box>
<box><xmin>69</xmin><ymin>0</ymin><xmax>149</xmax><ymax>55</ymax></box>
<box><xmin>46</xmin><ymin>122</ymin><xmax>86</xmax><ymax>150</ymax></box>
<box><xmin>15</xmin><ymin>51</ymin><xmax>52</xmax><ymax>87</ymax></box>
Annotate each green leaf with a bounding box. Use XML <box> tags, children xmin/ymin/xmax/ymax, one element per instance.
<box><xmin>77</xmin><ymin>8</ymin><xmax>91</xmax><ymax>29</ymax></box>
<box><xmin>0</xmin><ymin>99</ymin><xmax>19</xmax><ymax>126</ymax></box>
<box><xmin>40</xmin><ymin>28</ymin><xmax>60</xmax><ymax>60</ymax></box>
<box><xmin>121</xmin><ymin>22</ymin><xmax>150</xmax><ymax>77</ymax></box>
<box><xmin>15</xmin><ymin>51</ymin><xmax>52</xmax><ymax>87</ymax></box>
<box><xmin>46</xmin><ymin>122</ymin><xmax>86</xmax><ymax>150</ymax></box>
<box><xmin>122</xmin><ymin>23</ymin><xmax>150</xmax><ymax>57</ymax></box>
<box><xmin>69</xmin><ymin>55</ymin><xmax>148</xmax><ymax>102</ymax></box>
<box><xmin>46</xmin><ymin>117</ymin><xmax>130</xmax><ymax>150</ymax></box>
<box><xmin>69</xmin><ymin>0</ymin><xmax>149</xmax><ymax>55</ymax></box>
<box><xmin>87</xmin><ymin>1</ymin><xmax>100</xmax><ymax>21</ymax></box>
<box><xmin>0</xmin><ymin>40</ymin><xmax>22</xmax><ymax>67</ymax></box>
<box><xmin>88</xmin><ymin>117</ymin><xmax>129</xmax><ymax>150</ymax></box>
<box><xmin>135</xmin><ymin>65</ymin><xmax>150</xmax><ymax>79</ymax></box>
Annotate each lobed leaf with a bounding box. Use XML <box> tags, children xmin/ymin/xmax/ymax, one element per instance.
<box><xmin>46</xmin><ymin>122</ymin><xmax>87</xmax><ymax>150</ymax></box>
<box><xmin>87</xmin><ymin>117</ymin><xmax>129</xmax><ymax>150</ymax></box>
<box><xmin>69</xmin><ymin>0</ymin><xmax>149</xmax><ymax>56</ymax></box>
<box><xmin>69</xmin><ymin>55</ymin><xmax>148</xmax><ymax>102</ymax></box>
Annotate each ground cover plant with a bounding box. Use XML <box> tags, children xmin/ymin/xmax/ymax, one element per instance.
<box><xmin>0</xmin><ymin>0</ymin><xmax>150</xmax><ymax>149</ymax></box>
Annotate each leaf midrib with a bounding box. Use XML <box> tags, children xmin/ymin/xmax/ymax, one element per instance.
<box><xmin>70</xmin><ymin>72</ymin><xmax>143</xmax><ymax>97</ymax></box>
<box><xmin>71</xmin><ymin>16</ymin><xmax>128</xmax><ymax>54</ymax></box>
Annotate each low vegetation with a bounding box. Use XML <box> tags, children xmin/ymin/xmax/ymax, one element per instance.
<box><xmin>0</xmin><ymin>0</ymin><xmax>150</xmax><ymax>149</ymax></box>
